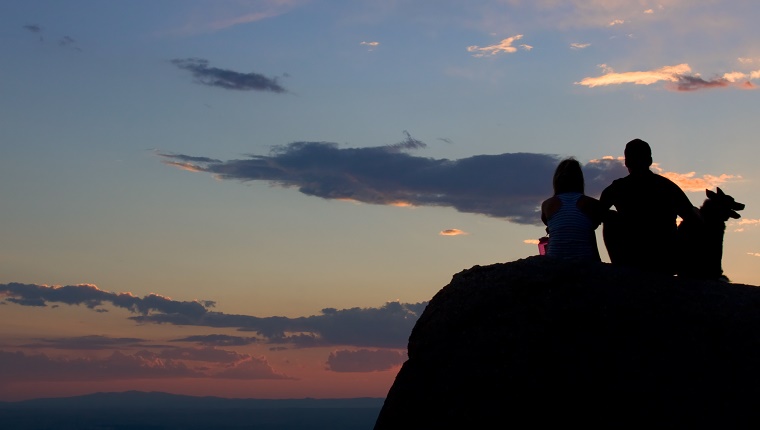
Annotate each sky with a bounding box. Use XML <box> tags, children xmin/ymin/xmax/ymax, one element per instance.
<box><xmin>1</xmin><ymin>0</ymin><xmax>759</xmax><ymax>402</ymax></box>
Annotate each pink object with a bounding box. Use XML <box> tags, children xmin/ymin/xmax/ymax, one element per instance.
<box><xmin>538</xmin><ymin>236</ymin><xmax>549</xmax><ymax>255</ymax></box>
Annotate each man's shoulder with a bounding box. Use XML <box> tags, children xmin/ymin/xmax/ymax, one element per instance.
<box><xmin>650</xmin><ymin>172</ymin><xmax>686</xmax><ymax>191</ymax></box>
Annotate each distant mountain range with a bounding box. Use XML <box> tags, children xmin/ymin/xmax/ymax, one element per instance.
<box><xmin>0</xmin><ymin>391</ymin><xmax>385</xmax><ymax>430</ymax></box>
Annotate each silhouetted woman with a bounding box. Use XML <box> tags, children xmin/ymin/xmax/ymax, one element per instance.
<box><xmin>541</xmin><ymin>158</ymin><xmax>603</xmax><ymax>261</ymax></box>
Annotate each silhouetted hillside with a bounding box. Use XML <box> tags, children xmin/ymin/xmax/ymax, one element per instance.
<box><xmin>375</xmin><ymin>256</ymin><xmax>760</xmax><ymax>429</ymax></box>
<box><xmin>0</xmin><ymin>392</ymin><xmax>384</xmax><ymax>430</ymax></box>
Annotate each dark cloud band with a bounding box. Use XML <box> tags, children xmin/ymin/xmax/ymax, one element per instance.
<box><xmin>159</xmin><ymin>137</ymin><xmax>628</xmax><ymax>225</ymax></box>
<box><xmin>171</xmin><ymin>58</ymin><xmax>287</xmax><ymax>93</ymax></box>
<box><xmin>1</xmin><ymin>283</ymin><xmax>426</xmax><ymax>349</ymax></box>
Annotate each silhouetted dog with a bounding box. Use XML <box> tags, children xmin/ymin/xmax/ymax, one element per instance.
<box><xmin>676</xmin><ymin>187</ymin><xmax>745</xmax><ymax>281</ymax></box>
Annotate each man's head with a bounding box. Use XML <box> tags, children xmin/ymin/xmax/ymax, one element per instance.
<box><xmin>624</xmin><ymin>138</ymin><xmax>652</xmax><ymax>171</ymax></box>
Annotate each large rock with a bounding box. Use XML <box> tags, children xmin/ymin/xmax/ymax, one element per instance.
<box><xmin>374</xmin><ymin>256</ymin><xmax>760</xmax><ymax>428</ymax></box>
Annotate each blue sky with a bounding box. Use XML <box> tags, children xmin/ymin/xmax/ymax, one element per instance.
<box><xmin>1</xmin><ymin>0</ymin><xmax>759</xmax><ymax>401</ymax></box>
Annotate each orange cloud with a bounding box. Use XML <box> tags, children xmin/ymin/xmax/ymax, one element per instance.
<box><xmin>608</xmin><ymin>19</ymin><xmax>625</xmax><ymax>26</ymax></box>
<box><xmin>524</xmin><ymin>239</ymin><xmax>540</xmax><ymax>245</ymax></box>
<box><xmin>576</xmin><ymin>63</ymin><xmax>692</xmax><ymax>87</ymax></box>
<box><xmin>467</xmin><ymin>35</ymin><xmax>528</xmax><ymax>57</ymax></box>
<box><xmin>361</xmin><ymin>41</ymin><xmax>380</xmax><ymax>51</ymax></box>
<box><xmin>736</xmin><ymin>219</ymin><xmax>760</xmax><ymax>226</ymax></box>
<box><xmin>577</xmin><ymin>63</ymin><xmax>759</xmax><ymax>91</ymax></box>
<box><xmin>748</xmin><ymin>253</ymin><xmax>760</xmax><ymax>258</ymax></box>
<box><xmin>162</xmin><ymin>161</ymin><xmax>207</xmax><ymax>173</ymax></box>
<box><xmin>588</xmin><ymin>156</ymin><xmax>742</xmax><ymax>193</ymax></box>
<box><xmin>658</xmin><ymin>171</ymin><xmax>741</xmax><ymax>192</ymax></box>
<box><xmin>440</xmin><ymin>229</ymin><xmax>467</xmax><ymax>236</ymax></box>
<box><xmin>732</xmin><ymin>219</ymin><xmax>760</xmax><ymax>232</ymax></box>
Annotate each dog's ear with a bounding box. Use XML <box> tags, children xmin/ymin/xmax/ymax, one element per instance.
<box><xmin>706</xmin><ymin>189</ymin><xmax>717</xmax><ymax>199</ymax></box>
<box><xmin>717</xmin><ymin>187</ymin><xmax>725</xmax><ymax>196</ymax></box>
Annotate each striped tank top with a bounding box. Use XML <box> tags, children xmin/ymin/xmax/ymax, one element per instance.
<box><xmin>546</xmin><ymin>192</ymin><xmax>600</xmax><ymax>261</ymax></box>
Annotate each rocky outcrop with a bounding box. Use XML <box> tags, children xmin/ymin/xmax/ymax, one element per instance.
<box><xmin>374</xmin><ymin>256</ymin><xmax>760</xmax><ymax>429</ymax></box>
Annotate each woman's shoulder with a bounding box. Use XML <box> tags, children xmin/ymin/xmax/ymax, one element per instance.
<box><xmin>542</xmin><ymin>195</ymin><xmax>562</xmax><ymax>210</ymax></box>
<box><xmin>541</xmin><ymin>196</ymin><xmax>562</xmax><ymax>224</ymax></box>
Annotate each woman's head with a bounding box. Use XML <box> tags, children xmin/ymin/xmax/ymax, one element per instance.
<box><xmin>553</xmin><ymin>157</ymin><xmax>584</xmax><ymax>194</ymax></box>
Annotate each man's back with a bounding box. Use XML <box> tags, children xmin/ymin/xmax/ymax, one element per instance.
<box><xmin>599</xmin><ymin>139</ymin><xmax>697</xmax><ymax>275</ymax></box>
<box><xmin>602</xmin><ymin>171</ymin><xmax>688</xmax><ymax>239</ymax></box>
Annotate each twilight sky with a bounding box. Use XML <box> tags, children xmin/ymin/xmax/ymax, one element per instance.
<box><xmin>1</xmin><ymin>0</ymin><xmax>759</xmax><ymax>402</ymax></box>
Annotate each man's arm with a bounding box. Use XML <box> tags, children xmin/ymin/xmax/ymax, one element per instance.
<box><xmin>599</xmin><ymin>183</ymin><xmax>615</xmax><ymax>211</ymax></box>
<box><xmin>672</xmin><ymin>184</ymin><xmax>702</xmax><ymax>224</ymax></box>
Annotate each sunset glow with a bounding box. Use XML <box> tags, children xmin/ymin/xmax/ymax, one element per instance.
<box><xmin>2</xmin><ymin>0</ymin><xmax>759</xmax><ymax>403</ymax></box>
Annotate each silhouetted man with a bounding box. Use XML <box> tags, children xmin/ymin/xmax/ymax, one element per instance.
<box><xmin>600</xmin><ymin>138</ymin><xmax>701</xmax><ymax>275</ymax></box>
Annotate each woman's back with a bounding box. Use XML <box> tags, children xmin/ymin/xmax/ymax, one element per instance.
<box><xmin>544</xmin><ymin>192</ymin><xmax>601</xmax><ymax>261</ymax></box>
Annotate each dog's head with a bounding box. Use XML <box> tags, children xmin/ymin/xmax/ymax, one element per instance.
<box><xmin>703</xmin><ymin>187</ymin><xmax>745</xmax><ymax>221</ymax></box>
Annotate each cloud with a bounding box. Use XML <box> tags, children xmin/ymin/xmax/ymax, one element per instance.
<box><xmin>0</xmin><ymin>282</ymin><xmax>213</xmax><ymax>315</ymax></box>
<box><xmin>608</xmin><ymin>19</ymin><xmax>625</xmax><ymax>26</ymax></box>
<box><xmin>326</xmin><ymin>348</ymin><xmax>405</xmax><ymax>372</ymax></box>
<box><xmin>215</xmin><ymin>356</ymin><xmax>293</xmax><ymax>379</ymax></box>
<box><xmin>59</xmin><ymin>36</ymin><xmax>76</xmax><ymax>47</ymax></box>
<box><xmin>524</xmin><ymin>239</ymin><xmax>540</xmax><ymax>245</ymax></box>
<box><xmin>361</xmin><ymin>41</ymin><xmax>380</xmax><ymax>51</ymax></box>
<box><xmin>748</xmin><ymin>253</ymin><xmax>760</xmax><ymax>257</ymax></box>
<box><xmin>172</xmin><ymin>334</ymin><xmax>259</xmax><ymax>347</ymax></box>
<box><xmin>576</xmin><ymin>63</ymin><xmax>692</xmax><ymax>87</ymax></box>
<box><xmin>1</xmin><ymin>283</ymin><xmax>426</xmax><ymax>349</ymax></box>
<box><xmin>440</xmin><ymin>229</ymin><xmax>467</xmax><ymax>236</ymax></box>
<box><xmin>657</xmin><ymin>171</ymin><xmax>742</xmax><ymax>192</ymax></box>
<box><xmin>0</xmin><ymin>350</ymin><xmax>204</xmax><ymax>382</ymax></box>
<box><xmin>732</xmin><ymin>219</ymin><xmax>760</xmax><ymax>232</ymax></box>
<box><xmin>577</xmin><ymin>63</ymin><xmax>758</xmax><ymax>91</ymax></box>
<box><xmin>586</xmin><ymin>157</ymin><xmax>740</xmax><ymax>193</ymax></box>
<box><xmin>735</xmin><ymin>219</ymin><xmax>760</xmax><ymax>227</ymax></box>
<box><xmin>169</xmin><ymin>0</ymin><xmax>309</xmax><ymax>35</ymax></box>
<box><xmin>0</xmin><ymin>347</ymin><xmax>291</xmax><ymax>382</ymax></box>
<box><xmin>22</xmin><ymin>335</ymin><xmax>144</xmax><ymax>350</ymax></box>
<box><xmin>171</xmin><ymin>58</ymin><xmax>287</xmax><ymax>93</ymax></box>
<box><xmin>158</xmin><ymin>134</ymin><xmax>574</xmax><ymax>225</ymax></box>
<box><xmin>23</xmin><ymin>24</ymin><xmax>41</xmax><ymax>33</ymax></box>
<box><xmin>467</xmin><ymin>35</ymin><xmax>529</xmax><ymax>57</ymax></box>
<box><xmin>570</xmin><ymin>43</ymin><xmax>591</xmax><ymax>49</ymax></box>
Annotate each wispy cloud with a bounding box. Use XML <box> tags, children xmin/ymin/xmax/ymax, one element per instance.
<box><xmin>658</xmin><ymin>171</ymin><xmax>742</xmax><ymax>192</ymax></box>
<box><xmin>172</xmin><ymin>334</ymin><xmax>259</xmax><ymax>347</ymax></box>
<box><xmin>732</xmin><ymin>218</ymin><xmax>760</xmax><ymax>232</ymax></box>
<box><xmin>587</xmin><ymin>156</ymin><xmax>740</xmax><ymax>192</ymax></box>
<box><xmin>608</xmin><ymin>19</ymin><xmax>625</xmax><ymax>26</ymax></box>
<box><xmin>326</xmin><ymin>349</ymin><xmax>405</xmax><ymax>372</ymax></box>
<box><xmin>0</xmin><ymin>283</ymin><xmax>425</xmax><ymax>349</ymax></box>
<box><xmin>169</xmin><ymin>0</ymin><xmax>309</xmax><ymax>35</ymax></box>
<box><xmin>22</xmin><ymin>335</ymin><xmax>144</xmax><ymax>350</ymax></box>
<box><xmin>0</xmin><ymin>348</ymin><xmax>290</xmax><ymax>382</ymax></box>
<box><xmin>361</xmin><ymin>41</ymin><xmax>380</xmax><ymax>51</ymax></box>
<box><xmin>171</xmin><ymin>58</ymin><xmax>287</xmax><ymax>93</ymax></box>
<box><xmin>467</xmin><ymin>35</ymin><xmax>529</xmax><ymax>58</ymax></box>
<box><xmin>570</xmin><ymin>42</ymin><xmax>590</xmax><ymax>49</ymax></box>
<box><xmin>440</xmin><ymin>229</ymin><xmax>467</xmax><ymax>236</ymax></box>
<box><xmin>576</xmin><ymin>63</ymin><xmax>758</xmax><ymax>91</ymax></box>
<box><xmin>23</xmin><ymin>24</ymin><xmax>41</xmax><ymax>33</ymax></box>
